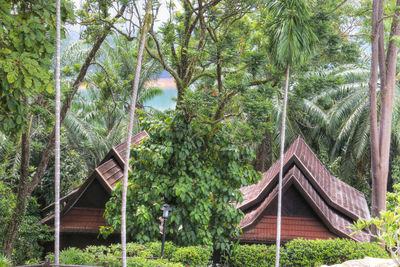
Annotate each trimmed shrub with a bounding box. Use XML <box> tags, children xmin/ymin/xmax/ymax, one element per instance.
<box><xmin>36</xmin><ymin>238</ymin><xmax>388</xmax><ymax>267</ymax></box>
<box><xmin>170</xmin><ymin>246</ymin><xmax>212</xmax><ymax>266</ymax></box>
<box><xmin>144</xmin><ymin>241</ymin><xmax>177</xmax><ymax>259</ymax></box>
<box><xmin>227</xmin><ymin>239</ymin><xmax>389</xmax><ymax>267</ymax></box>
<box><xmin>127</xmin><ymin>257</ymin><xmax>184</xmax><ymax>267</ymax></box>
<box><xmin>227</xmin><ymin>244</ymin><xmax>280</xmax><ymax>267</ymax></box>
<box><xmin>89</xmin><ymin>255</ymin><xmax>184</xmax><ymax>267</ymax></box>
<box><xmin>281</xmin><ymin>239</ymin><xmax>389</xmax><ymax>266</ymax></box>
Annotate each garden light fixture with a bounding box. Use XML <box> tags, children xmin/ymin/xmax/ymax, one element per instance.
<box><xmin>160</xmin><ymin>204</ymin><xmax>172</xmax><ymax>258</ymax></box>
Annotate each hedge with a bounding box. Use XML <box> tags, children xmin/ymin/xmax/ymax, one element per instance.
<box><xmin>32</xmin><ymin>242</ymin><xmax>209</xmax><ymax>266</ymax></box>
<box><xmin>27</xmin><ymin>239</ymin><xmax>389</xmax><ymax>267</ymax></box>
<box><xmin>170</xmin><ymin>245</ymin><xmax>212</xmax><ymax>266</ymax></box>
<box><xmin>227</xmin><ymin>239</ymin><xmax>389</xmax><ymax>267</ymax></box>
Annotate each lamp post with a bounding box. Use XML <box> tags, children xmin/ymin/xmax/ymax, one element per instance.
<box><xmin>160</xmin><ymin>204</ymin><xmax>172</xmax><ymax>258</ymax></box>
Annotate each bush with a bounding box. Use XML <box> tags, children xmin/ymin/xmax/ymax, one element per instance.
<box><xmin>226</xmin><ymin>244</ymin><xmax>279</xmax><ymax>267</ymax></box>
<box><xmin>144</xmin><ymin>241</ymin><xmax>177</xmax><ymax>259</ymax></box>
<box><xmin>104</xmin><ymin>114</ymin><xmax>261</xmax><ymax>249</ymax></box>
<box><xmin>127</xmin><ymin>257</ymin><xmax>183</xmax><ymax>267</ymax></box>
<box><xmin>0</xmin><ymin>254</ymin><xmax>11</xmax><ymax>267</ymax></box>
<box><xmin>37</xmin><ymin>239</ymin><xmax>387</xmax><ymax>267</ymax></box>
<box><xmin>282</xmin><ymin>239</ymin><xmax>388</xmax><ymax>266</ymax></box>
<box><xmin>227</xmin><ymin>239</ymin><xmax>389</xmax><ymax>267</ymax></box>
<box><xmin>170</xmin><ymin>246</ymin><xmax>212</xmax><ymax>266</ymax></box>
<box><xmin>46</xmin><ymin>247</ymin><xmax>96</xmax><ymax>265</ymax></box>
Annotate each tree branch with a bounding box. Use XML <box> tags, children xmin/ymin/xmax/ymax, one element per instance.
<box><xmin>28</xmin><ymin>4</ymin><xmax>128</xmax><ymax>192</ymax></box>
<box><xmin>146</xmin><ymin>28</ymin><xmax>181</xmax><ymax>85</ymax></box>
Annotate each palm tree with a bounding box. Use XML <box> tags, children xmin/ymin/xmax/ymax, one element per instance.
<box><xmin>265</xmin><ymin>0</ymin><xmax>317</xmax><ymax>265</ymax></box>
<box><xmin>54</xmin><ymin>0</ymin><xmax>61</xmax><ymax>264</ymax></box>
<box><xmin>303</xmin><ymin>65</ymin><xmax>400</xmax><ymax>191</ymax></box>
<box><xmin>121</xmin><ymin>1</ymin><xmax>153</xmax><ymax>266</ymax></box>
<box><xmin>62</xmin><ymin>34</ymin><xmax>162</xmax><ymax>172</ymax></box>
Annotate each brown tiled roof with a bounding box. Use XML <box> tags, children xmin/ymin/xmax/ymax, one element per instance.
<box><xmin>239</xmin><ymin>165</ymin><xmax>369</xmax><ymax>242</ymax></box>
<box><xmin>40</xmin><ymin>131</ymin><xmax>149</xmax><ymax>225</ymax></box>
<box><xmin>238</xmin><ymin>136</ymin><xmax>371</xmax><ymax>242</ymax></box>
<box><xmin>99</xmin><ymin>131</ymin><xmax>150</xmax><ymax>168</ymax></box>
<box><xmin>238</xmin><ymin>137</ymin><xmax>370</xmax><ymax>222</ymax></box>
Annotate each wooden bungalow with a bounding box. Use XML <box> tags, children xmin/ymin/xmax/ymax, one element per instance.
<box><xmin>237</xmin><ymin>136</ymin><xmax>370</xmax><ymax>243</ymax></box>
<box><xmin>40</xmin><ymin>131</ymin><xmax>149</xmax><ymax>250</ymax></box>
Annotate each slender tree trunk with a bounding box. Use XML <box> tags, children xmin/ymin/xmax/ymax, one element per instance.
<box><xmin>54</xmin><ymin>0</ymin><xmax>61</xmax><ymax>264</ymax></box>
<box><xmin>2</xmin><ymin>5</ymin><xmax>127</xmax><ymax>257</ymax></box>
<box><xmin>369</xmin><ymin>0</ymin><xmax>381</xmax><ymax>219</ymax></box>
<box><xmin>275</xmin><ymin>63</ymin><xmax>290</xmax><ymax>267</ymax></box>
<box><xmin>369</xmin><ymin>0</ymin><xmax>400</xmax><ymax>219</ymax></box>
<box><xmin>121</xmin><ymin>2</ymin><xmax>152</xmax><ymax>266</ymax></box>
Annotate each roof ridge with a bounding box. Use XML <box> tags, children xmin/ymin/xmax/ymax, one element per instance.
<box><xmin>292</xmin><ymin>137</ymin><xmax>369</xmax><ymax>214</ymax></box>
<box><xmin>239</xmin><ymin>165</ymin><xmax>369</xmax><ymax>242</ymax></box>
<box><xmin>239</xmin><ymin>136</ymin><xmax>370</xmax><ymax>222</ymax></box>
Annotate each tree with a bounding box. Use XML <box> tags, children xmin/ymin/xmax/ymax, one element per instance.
<box><xmin>146</xmin><ymin>0</ymin><xmax>259</xmax><ymax>108</ymax></box>
<box><xmin>63</xmin><ymin>35</ymin><xmax>162</xmax><ymax>172</ymax></box>
<box><xmin>121</xmin><ymin>1</ymin><xmax>153</xmax><ymax>266</ymax></box>
<box><xmin>368</xmin><ymin>0</ymin><xmax>400</xmax><ymax>218</ymax></box>
<box><xmin>2</xmin><ymin>0</ymin><xmax>130</xmax><ymax>258</ymax></box>
<box><xmin>54</xmin><ymin>0</ymin><xmax>61</xmax><ymax>263</ymax></box>
<box><xmin>265</xmin><ymin>0</ymin><xmax>317</xmax><ymax>265</ymax></box>
<box><xmin>104</xmin><ymin>113</ymin><xmax>260</xmax><ymax>249</ymax></box>
<box><xmin>236</xmin><ymin>0</ymin><xmax>362</xmax><ymax>173</ymax></box>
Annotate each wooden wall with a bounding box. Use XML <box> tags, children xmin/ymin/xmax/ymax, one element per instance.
<box><xmin>240</xmin><ymin>185</ymin><xmax>338</xmax><ymax>243</ymax></box>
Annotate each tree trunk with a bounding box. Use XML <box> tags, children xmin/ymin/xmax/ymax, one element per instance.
<box><xmin>121</xmin><ymin>2</ymin><xmax>152</xmax><ymax>266</ymax></box>
<box><xmin>275</xmin><ymin>63</ymin><xmax>290</xmax><ymax>267</ymax></box>
<box><xmin>2</xmin><ymin>5</ymin><xmax>128</xmax><ymax>258</ymax></box>
<box><xmin>54</xmin><ymin>0</ymin><xmax>61</xmax><ymax>264</ymax></box>
<box><xmin>369</xmin><ymin>0</ymin><xmax>400</xmax><ymax>219</ymax></box>
<box><xmin>3</xmin><ymin>128</ymin><xmax>31</xmax><ymax>258</ymax></box>
<box><xmin>255</xmin><ymin>122</ymin><xmax>272</xmax><ymax>172</ymax></box>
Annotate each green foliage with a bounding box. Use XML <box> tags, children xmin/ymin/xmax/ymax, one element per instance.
<box><xmin>105</xmin><ymin>112</ymin><xmax>261</xmax><ymax>249</ymax></box>
<box><xmin>170</xmin><ymin>246</ymin><xmax>212</xmax><ymax>266</ymax></box>
<box><xmin>0</xmin><ymin>181</ymin><xmax>52</xmax><ymax>264</ymax></box>
<box><xmin>144</xmin><ymin>241</ymin><xmax>177</xmax><ymax>259</ymax></box>
<box><xmin>42</xmin><ymin>243</ymin><xmax>207</xmax><ymax>267</ymax></box>
<box><xmin>84</xmin><ymin>242</ymin><xmax>177</xmax><ymax>259</ymax></box>
<box><xmin>281</xmin><ymin>238</ymin><xmax>388</xmax><ymax>266</ymax></box>
<box><xmin>35</xmin><ymin>239</ymin><xmax>388</xmax><ymax>266</ymax></box>
<box><xmin>266</xmin><ymin>0</ymin><xmax>317</xmax><ymax>68</ymax></box>
<box><xmin>47</xmin><ymin>247</ymin><xmax>96</xmax><ymax>265</ymax></box>
<box><xmin>226</xmin><ymin>244</ymin><xmax>278</xmax><ymax>267</ymax></box>
<box><xmin>0</xmin><ymin>0</ymin><xmax>73</xmax><ymax>136</ymax></box>
<box><xmin>63</xmin><ymin>35</ymin><xmax>162</xmax><ymax>171</ymax></box>
<box><xmin>125</xmin><ymin>258</ymin><xmax>184</xmax><ymax>267</ymax></box>
<box><xmin>387</xmin><ymin>183</ymin><xmax>400</xmax><ymax>212</ymax></box>
<box><xmin>352</xmin><ymin>197</ymin><xmax>400</xmax><ymax>265</ymax></box>
<box><xmin>226</xmin><ymin>239</ymin><xmax>388</xmax><ymax>267</ymax></box>
<box><xmin>48</xmin><ymin>246</ymin><xmax>185</xmax><ymax>267</ymax></box>
<box><xmin>0</xmin><ymin>253</ymin><xmax>11</xmax><ymax>267</ymax></box>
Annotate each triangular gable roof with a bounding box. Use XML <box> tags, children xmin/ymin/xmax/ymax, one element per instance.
<box><xmin>41</xmin><ymin>131</ymin><xmax>149</xmax><ymax>220</ymax></box>
<box><xmin>238</xmin><ymin>136</ymin><xmax>370</xmax><ymax>222</ymax></box>
<box><xmin>239</xmin><ymin>165</ymin><xmax>369</xmax><ymax>242</ymax></box>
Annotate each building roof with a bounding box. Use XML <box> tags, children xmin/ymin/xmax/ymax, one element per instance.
<box><xmin>40</xmin><ymin>131</ymin><xmax>149</xmax><ymax>224</ymax></box>
<box><xmin>238</xmin><ymin>136</ymin><xmax>371</xmax><ymax>242</ymax></box>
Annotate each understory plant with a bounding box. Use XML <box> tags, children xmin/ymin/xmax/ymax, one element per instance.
<box><xmin>352</xmin><ymin>187</ymin><xmax>400</xmax><ymax>266</ymax></box>
<box><xmin>104</xmin><ymin>112</ymin><xmax>261</xmax><ymax>250</ymax></box>
<box><xmin>0</xmin><ymin>253</ymin><xmax>10</xmax><ymax>267</ymax></box>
